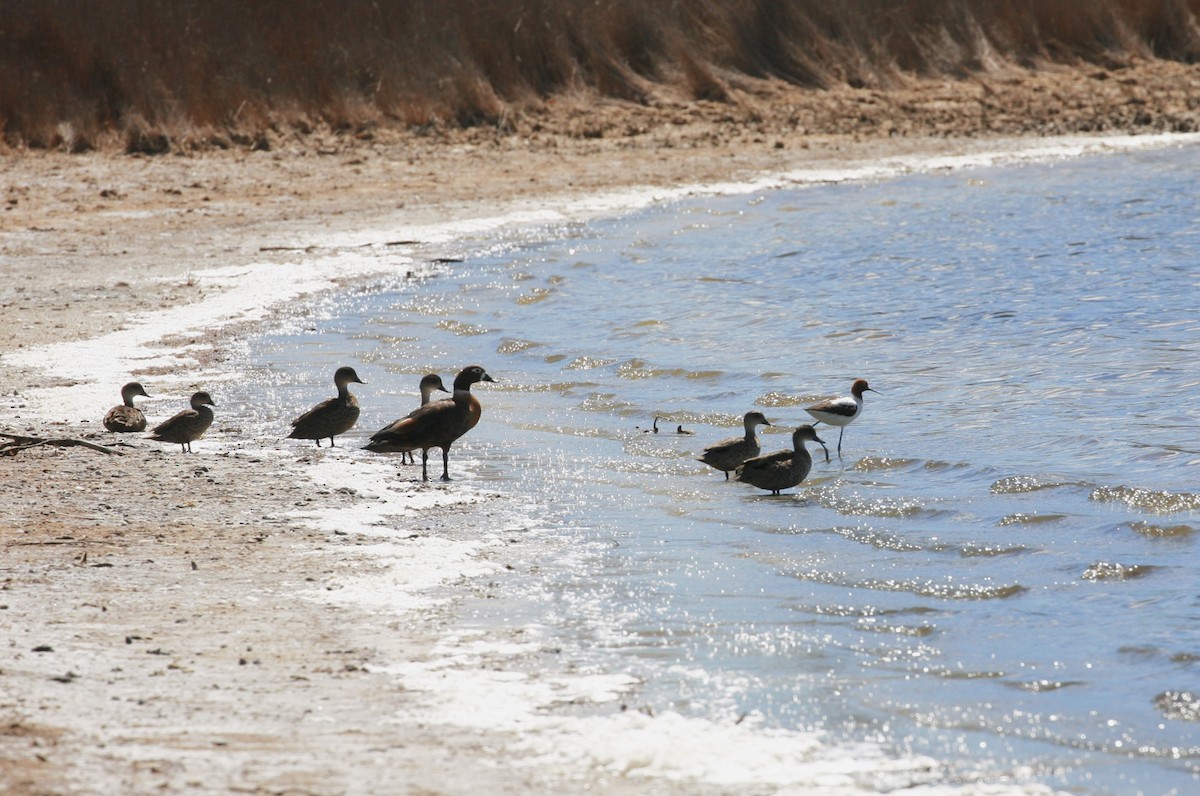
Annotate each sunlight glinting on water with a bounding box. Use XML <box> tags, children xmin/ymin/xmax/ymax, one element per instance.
<box><xmin>241</xmin><ymin>143</ymin><xmax>1200</xmax><ymax>794</ymax></box>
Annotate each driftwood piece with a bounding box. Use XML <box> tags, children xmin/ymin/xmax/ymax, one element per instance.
<box><xmin>0</xmin><ymin>432</ymin><xmax>124</xmax><ymax>456</ymax></box>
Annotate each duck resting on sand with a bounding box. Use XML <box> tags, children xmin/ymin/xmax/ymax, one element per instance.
<box><xmin>698</xmin><ymin>410</ymin><xmax>771</xmax><ymax>479</ymax></box>
<box><xmin>103</xmin><ymin>382</ymin><xmax>150</xmax><ymax>433</ymax></box>
<box><xmin>149</xmin><ymin>391</ymin><xmax>216</xmax><ymax>453</ymax></box>
<box><xmin>403</xmin><ymin>373</ymin><xmax>449</xmax><ymax>464</ymax></box>
<box><xmin>287</xmin><ymin>365</ymin><xmax>366</xmax><ymax>447</ymax></box>
<box><xmin>735</xmin><ymin>425</ymin><xmax>827</xmax><ymax>495</ymax></box>
<box><xmin>804</xmin><ymin>378</ymin><xmax>879</xmax><ymax>459</ymax></box>
<box><xmin>364</xmin><ymin>365</ymin><xmax>495</xmax><ymax>481</ymax></box>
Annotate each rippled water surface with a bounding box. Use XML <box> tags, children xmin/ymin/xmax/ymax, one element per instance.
<box><xmin>244</xmin><ymin>144</ymin><xmax>1200</xmax><ymax>793</ymax></box>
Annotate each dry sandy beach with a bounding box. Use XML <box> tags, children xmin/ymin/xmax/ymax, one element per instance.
<box><xmin>3</xmin><ymin>63</ymin><xmax>1200</xmax><ymax>794</ymax></box>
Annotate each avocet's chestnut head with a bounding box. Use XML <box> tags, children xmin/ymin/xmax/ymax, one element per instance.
<box><xmin>851</xmin><ymin>379</ymin><xmax>879</xmax><ymax>398</ymax></box>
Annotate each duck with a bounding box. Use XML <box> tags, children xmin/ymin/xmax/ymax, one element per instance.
<box><xmin>287</xmin><ymin>365</ymin><xmax>366</xmax><ymax>447</ymax></box>
<box><xmin>364</xmin><ymin>365</ymin><xmax>495</xmax><ymax>481</ymax></box>
<box><xmin>403</xmin><ymin>373</ymin><xmax>449</xmax><ymax>464</ymax></box>
<box><xmin>804</xmin><ymin>378</ymin><xmax>879</xmax><ymax>459</ymax></box>
<box><xmin>149</xmin><ymin>391</ymin><xmax>216</xmax><ymax>453</ymax></box>
<box><xmin>675</xmin><ymin>425</ymin><xmax>694</xmax><ymax>436</ymax></box>
<box><xmin>698</xmin><ymin>410</ymin><xmax>771</xmax><ymax>479</ymax></box>
<box><xmin>735</xmin><ymin>425</ymin><xmax>828</xmax><ymax>495</ymax></box>
<box><xmin>103</xmin><ymin>382</ymin><xmax>150</xmax><ymax>433</ymax></box>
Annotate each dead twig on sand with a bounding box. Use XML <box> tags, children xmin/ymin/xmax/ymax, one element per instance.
<box><xmin>1</xmin><ymin>432</ymin><xmax>124</xmax><ymax>457</ymax></box>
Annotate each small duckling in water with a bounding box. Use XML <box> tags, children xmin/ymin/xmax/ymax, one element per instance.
<box><xmin>735</xmin><ymin>425</ymin><xmax>828</xmax><ymax>495</ymax></box>
<box><xmin>149</xmin><ymin>391</ymin><xmax>216</xmax><ymax>453</ymax></box>
<box><xmin>103</xmin><ymin>382</ymin><xmax>150</xmax><ymax>433</ymax></box>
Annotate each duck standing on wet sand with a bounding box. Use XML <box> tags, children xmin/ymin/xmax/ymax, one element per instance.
<box><xmin>698</xmin><ymin>410</ymin><xmax>771</xmax><ymax>479</ymax></box>
<box><xmin>365</xmin><ymin>365</ymin><xmax>495</xmax><ymax>481</ymax></box>
<box><xmin>103</xmin><ymin>382</ymin><xmax>150</xmax><ymax>433</ymax></box>
<box><xmin>804</xmin><ymin>378</ymin><xmax>879</xmax><ymax>459</ymax></box>
<box><xmin>735</xmin><ymin>425</ymin><xmax>827</xmax><ymax>495</ymax></box>
<box><xmin>149</xmin><ymin>391</ymin><xmax>216</xmax><ymax>453</ymax></box>
<box><xmin>402</xmin><ymin>373</ymin><xmax>449</xmax><ymax>464</ymax></box>
<box><xmin>287</xmin><ymin>365</ymin><xmax>366</xmax><ymax>447</ymax></box>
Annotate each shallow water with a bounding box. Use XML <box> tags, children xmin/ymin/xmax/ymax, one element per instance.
<box><xmin>242</xmin><ymin>143</ymin><xmax>1200</xmax><ymax>793</ymax></box>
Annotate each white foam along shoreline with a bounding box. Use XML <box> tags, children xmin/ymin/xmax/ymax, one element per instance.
<box><xmin>10</xmin><ymin>131</ymin><xmax>1199</xmax><ymax>425</ymax></box>
<box><xmin>297</xmin><ymin>462</ymin><xmax>1068</xmax><ymax>793</ymax></box>
<box><xmin>275</xmin><ymin>133</ymin><xmax>1182</xmax><ymax>795</ymax></box>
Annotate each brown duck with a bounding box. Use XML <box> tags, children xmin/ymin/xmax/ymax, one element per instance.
<box><xmin>698</xmin><ymin>410</ymin><xmax>771</xmax><ymax>479</ymax></box>
<box><xmin>735</xmin><ymin>425</ymin><xmax>827</xmax><ymax>495</ymax></box>
<box><xmin>365</xmin><ymin>365</ymin><xmax>495</xmax><ymax>481</ymax></box>
<box><xmin>149</xmin><ymin>391</ymin><xmax>216</xmax><ymax>453</ymax></box>
<box><xmin>402</xmin><ymin>373</ymin><xmax>449</xmax><ymax>464</ymax></box>
<box><xmin>287</xmin><ymin>365</ymin><xmax>366</xmax><ymax>447</ymax></box>
<box><xmin>103</xmin><ymin>382</ymin><xmax>150</xmax><ymax>433</ymax></box>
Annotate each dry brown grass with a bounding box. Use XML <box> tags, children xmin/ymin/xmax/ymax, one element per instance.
<box><xmin>2</xmin><ymin>0</ymin><xmax>1198</xmax><ymax>152</ymax></box>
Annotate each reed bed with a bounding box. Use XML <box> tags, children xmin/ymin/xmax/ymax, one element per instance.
<box><xmin>2</xmin><ymin>0</ymin><xmax>1198</xmax><ymax>151</ymax></box>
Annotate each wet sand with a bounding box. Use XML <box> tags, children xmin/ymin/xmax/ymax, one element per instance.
<box><xmin>2</xmin><ymin>62</ymin><xmax>1199</xmax><ymax>794</ymax></box>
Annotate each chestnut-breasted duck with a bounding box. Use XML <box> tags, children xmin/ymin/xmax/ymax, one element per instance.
<box><xmin>287</xmin><ymin>366</ymin><xmax>366</xmax><ymax>447</ymax></box>
<box><xmin>735</xmin><ymin>425</ymin><xmax>827</xmax><ymax>495</ymax></box>
<box><xmin>402</xmin><ymin>373</ymin><xmax>449</xmax><ymax>464</ymax></box>
<box><xmin>149</xmin><ymin>391</ymin><xmax>216</xmax><ymax>453</ymax></box>
<box><xmin>103</xmin><ymin>382</ymin><xmax>150</xmax><ymax>433</ymax></box>
<box><xmin>365</xmin><ymin>365</ymin><xmax>495</xmax><ymax>481</ymax></box>
<box><xmin>698</xmin><ymin>410</ymin><xmax>771</xmax><ymax>479</ymax></box>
